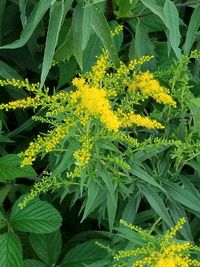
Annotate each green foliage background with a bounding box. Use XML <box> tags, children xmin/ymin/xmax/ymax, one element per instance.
<box><xmin>0</xmin><ymin>0</ymin><xmax>200</xmax><ymax>266</ymax></box>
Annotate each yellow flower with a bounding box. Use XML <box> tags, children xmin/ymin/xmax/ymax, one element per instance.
<box><xmin>71</xmin><ymin>80</ymin><xmax>121</xmax><ymax>132</ymax></box>
<box><xmin>120</xmin><ymin>111</ymin><xmax>164</xmax><ymax>129</ymax></box>
<box><xmin>129</xmin><ymin>71</ymin><xmax>176</xmax><ymax>107</ymax></box>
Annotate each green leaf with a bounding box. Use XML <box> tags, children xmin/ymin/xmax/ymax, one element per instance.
<box><xmin>0</xmin><ymin>210</ymin><xmax>7</xmax><ymax>230</ymax></box>
<box><xmin>92</xmin><ymin>5</ymin><xmax>120</xmax><ymax>66</ymax></box>
<box><xmin>130</xmin><ymin>162</ymin><xmax>163</xmax><ymax>190</ymax></box>
<box><xmin>54</xmin><ymin>26</ymin><xmax>74</xmax><ymax>62</ymax></box>
<box><xmin>10</xmin><ymin>197</ymin><xmax>62</xmax><ymax>233</ymax></box>
<box><xmin>140</xmin><ymin>184</ymin><xmax>173</xmax><ymax>227</ymax></box>
<box><xmin>0</xmin><ymin>60</ymin><xmax>21</xmax><ymax>79</ymax></box>
<box><xmin>40</xmin><ymin>1</ymin><xmax>64</xmax><ymax>88</ymax></box>
<box><xmin>0</xmin><ymin>0</ymin><xmax>53</xmax><ymax>49</ymax></box>
<box><xmin>115</xmin><ymin>226</ymin><xmax>145</xmax><ymax>245</ymax></box>
<box><xmin>163</xmin><ymin>0</ymin><xmax>181</xmax><ymax>59</ymax></box>
<box><xmin>62</xmin><ymin>240</ymin><xmax>107</xmax><ymax>266</ymax></box>
<box><xmin>0</xmin><ymin>185</ymin><xmax>12</xmax><ymax>205</ymax></box>
<box><xmin>30</xmin><ymin>230</ymin><xmax>62</xmax><ymax>266</ymax></box>
<box><xmin>82</xmin><ymin>181</ymin><xmax>100</xmax><ymax>220</ymax></box>
<box><xmin>168</xmin><ymin>201</ymin><xmax>193</xmax><ymax>241</ymax></box>
<box><xmin>164</xmin><ymin>181</ymin><xmax>200</xmax><ymax>214</ymax></box>
<box><xmin>184</xmin><ymin>6</ymin><xmax>200</xmax><ymax>54</ymax></box>
<box><xmin>23</xmin><ymin>260</ymin><xmax>46</xmax><ymax>267</ymax></box>
<box><xmin>0</xmin><ymin>233</ymin><xmax>22</xmax><ymax>267</ymax></box>
<box><xmin>141</xmin><ymin>0</ymin><xmax>166</xmax><ymax>22</ymax></box>
<box><xmin>96</xmin><ymin>163</ymin><xmax>117</xmax><ymax>231</ymax></box>
<box><xmin>72</xmin><ymin>3</ymin><xmax>84</xmax><ymax>69</ymax></box>
<box><xmin>82</xmin><ymin>5</ymin><xmax>92</xmax><ymax>50</ymax></box>
<box><xmin>122</xmin><ymin>194</ymin><xmax>141</xmax><ymax>223</ymax></box>
<box><xmin>0</xmin><ymin>154</ymin><xmax>36</xmax><ymax>181</ymax></box>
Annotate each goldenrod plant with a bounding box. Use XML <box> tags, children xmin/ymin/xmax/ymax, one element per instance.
<box><xmin>113</xmin><ymin>218</ymin><xmax>200</xmax><ymax>267</ymax></box>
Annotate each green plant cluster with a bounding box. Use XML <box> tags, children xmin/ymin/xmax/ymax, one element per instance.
<box><xmin>0</xmin><ymin>0</ymin><xmax>200</xmax><ymax>267</ymax></box>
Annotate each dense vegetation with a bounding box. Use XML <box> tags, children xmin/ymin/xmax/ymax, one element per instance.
<box><xmin>0</xmin><ymin>0</ymin><xmax>200</xmax><ymax>266</ymax></box>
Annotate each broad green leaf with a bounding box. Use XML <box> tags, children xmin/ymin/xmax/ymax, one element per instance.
<box><xmin>30</xmin><ymin>230</ymin><xmax>62</xmax><ymax>266</ymax></box>
<box><xmin>0</xmin><ymin>60</ymin><xmax>21</xmax><ymax>79</ymax></box>
<box><xmin>10</xmin><ymin>197</ymin><xmax>62</xmax><ymax>233</ymax></box>
<box><xmin>92</xmin><ymin>5</ymin><xmax>120</xmax><ymax>66</ymax></box>
<box><xmin>40</xmin><ymin>1</ymin><xmax>64</xmax><ymax>88</ymax></box>
<box><xmin>184</xmin><ymin>6</ymin><xmax>200</xmax><ymax>54</ymax></box>
<box><xmin>163</xmin><ymin>0</ymin><xmax>181</xmax><ymax>59</ymax></box>
<box><xmin>141</xmin><ymin>0</ymin><xmax>166</xmax><ymax>23</ymax></box>
<box><xmin>0</xmin><ymin>0</ymin><xmax>53</xmax><ymax>49</ymax></box>
<box><xmin>164</xmin><ymin>181</ymin><xmax>200</xmax><ymax>214</ymax></box>
<box><xmin>72</xmin><ymin>3</ymin><xmax>84</xmax><ymax>69</ymax></box>
<box><xmin>23</xmin><ymin>260</ymin><xmax>46</xmax><ymax>267</ymax></box>
<box><xmin>0</xmin><ymin>211</ymin><xmax>7</xmax><ymax>229</ymax></box>
<box><xmin>0</xmin><ymin>154</ymin><xmax>36</xmax><ymax>181</ymax></box>
<box><xmin>0</xmin><ymin>233</ymin><xmax>22</xmax><ymax>267</ymax></box>
<box><xmin>140</xmin><ymin>184</ymin><xmax>173</xmax><ymax>227</ymax></box>
<box><xmin>62</xmin><ymin>240</ymin><xmax>108</xmax><ymax>266</ymax></box>
<box><xmin>82</xmin><ymin>5</ymin><xmax>92</xmax><ymax>50</ymax></box>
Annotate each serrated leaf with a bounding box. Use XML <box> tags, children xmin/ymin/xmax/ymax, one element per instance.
<box><xmin>10</xmin><ymin>197</ymin><xmax>62</xmax><ymax>233</ymax></box>
<box><xmin>30</xmin><ymin>230</ymin><xmax>62</xmax><ymax>266</ymax></box>
<box><xmin>0</xmin><ymin>233</ymin><xmax>22</xmax><ymax>267</ymax></box>
<box><xmin>0</xmin><ymin>0</ymin><xmax>53</xmax><ymax>49</ymax></box>
<box><xmin>62</xmin><ymin>240</ymin><xmax>107</xmax><ymax>266</ymax></box>
<box><xmin>40</xmin><ymin>1</ymin><xmax>64</xmax><ymax>88</ymax></box>
<box><xmin>92</xmin><ymin>5</ymin><xmax>120</xmax><ymax>66</ymax></box>
<box><xmin>0</xmin><ymin>154</ymin><xmax>36</xmax><ymax>181</ymax></box>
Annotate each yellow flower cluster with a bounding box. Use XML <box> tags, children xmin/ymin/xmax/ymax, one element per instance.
<box><xmin>129</xmin><ymin>71</ymin><xmax>176</xmax><ymax>107</ymax></box>
<box><xmin>0</xmin><ymin>95</ymin><xmax>42</xmax><ymax>111</ymax></box>
<box><xmin>0</xmin><ymin>78</ymin><xmax>40</xmax><ymax>92</ymax></box>
<box><xmin>72</xmin><ymin>78</ymin><xmax>121</xmax><ymax>132</ymax></box>
<box><xmin>114</xmin><ymin>218</ymin><xmax>200</xmax><ymax>267</ymax></box>
<box><xmin>128</xmin><ymin>55</ymin><xmax>154</xmax><ymax>71</ymax></box>
<box><xmin>111</xmin><ymin>25</ymin><xmax>123</xmax><ymax>37</ymax></box>
<box><xmin>20</xmin><ymin>119</ymin><xmax>73</xmax><ymax>166</ymax></box>
<box><xmin>90</xmin><ymin>52</ymin><xmax>109</xmax><ymax>86</ymax></box>
<box><xmin>120</xmin><ymin>111</ymin><xmax>164</xmax><ymax>129</ymax></box>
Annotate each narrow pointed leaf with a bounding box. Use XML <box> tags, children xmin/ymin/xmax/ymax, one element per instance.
<box><xmin>40</xmin><ymin>1</ymin><xmax>64</xmax><ymax>88</ymax></box>
<box><xmin>0</xmin><ymin>0</ymin><xmax>53</xmax><ymax>49</ymax></box>
<box><xmin>92</xmin><ymin>5</ymin><xmax>120</xmax><ymax>66</ymax></box>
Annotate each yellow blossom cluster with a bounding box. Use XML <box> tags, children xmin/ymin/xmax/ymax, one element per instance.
<box><xmin>113</xmin><ymin>218</ymin><xmax>200</xmax><ymax>267</ymax></box>
<box><xmin>129</xmin><ymin>71</ymin><xmax>176</xmax><ymax>107</ymax></box>
<box><xmin>120</xmin><ymin>111</ymin><xmax>164</xmax><ymax>129</ymax></box>
<box><xmin>0</xmin><ymin>78</ymin><xmax>40</xmax><ymax>92</ymax></box>
<box><xmin>72</xmin><ymin>78</ymin><xmax>121</xmax><ymax>132</ymax></box>
<box><xmin>0</xmin><ymin>51</ymin><xmax>176</xmax><ymax>171</ymax></box>
<box><xmin>20</xmin><ymin>119</ymin><xmax>73</xmax><ymax>166</ymax></box>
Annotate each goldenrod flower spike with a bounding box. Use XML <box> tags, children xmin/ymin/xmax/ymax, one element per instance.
<box><xmin>114</xmin><ymin>218</ymin><xmax>200</xmax><ymax>267</ymax></box>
